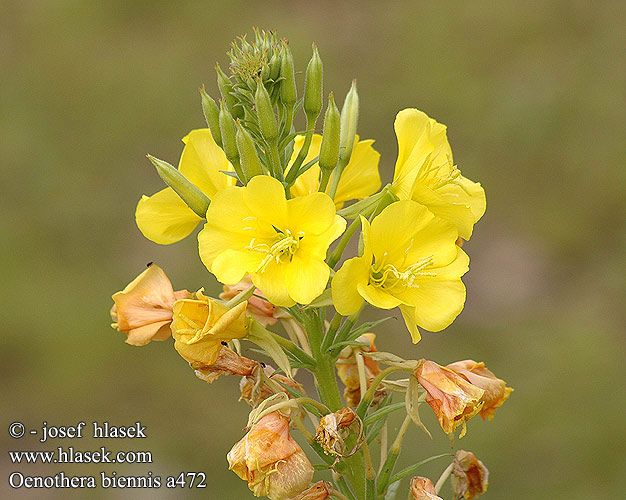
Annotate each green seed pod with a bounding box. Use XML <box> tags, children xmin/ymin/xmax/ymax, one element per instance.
<box><xmin>146</xmin><ymin>154</ymin><xmax>210</xmax><ymax>217</ymax></box>
<box><xmin>199</xmin><ymin>86</ymin><xmax>222</xmax><ymax>147</ymax></box>
<box><xmin>235</xmin><ymin>121</ymin><xmax>264</xmax><ymax>179</ymax></box>
<box><xmin>304</xmin><ymin>45</ymin><xmax>323</xmax><ymax>120</ymax></box>
<box><xmin>339</xmin><ymin>79</ymin><xmax>359</xmax><ymax>166</ymax></box>
<box><xmin>279</xmin><ymin>42</ymin><xmax>296</xmax><ymax>107</ymax></box>
<box><xmin>319</xmin><ymin>92</ymin><xmax>341</xmax><ymax>172</ymax></box>
<box><xmin>255</xmin><ymin>81</ymin><xmax>278</xmax><ymax>141</ymax></box>
<box><xmin>216</xmin><ymin>63</ymin><xmax>243</xmax><ymax>119</ymax></box>
<box><xmin>219</xmin><ymin>100</ymin><xmax>239</xmax><ymax>165</ymax></box>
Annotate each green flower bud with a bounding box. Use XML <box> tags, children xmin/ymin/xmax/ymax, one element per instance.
<box><xmin>199</xmin><ymin>86</ymin><xmax>222</xmax><ymax>147</ymax></box>
<box><xmin>279</xmin><ymin>42</ymin><xmax>296</xmax><ymax>107</ymax></box>
<box><xmin>235</xmin><ymin>121</ymin><xmax>264</xmax><ymax>179</ymax></box>
<box><xmin>304</xmin><ymin>45</ymin><xmax>323</xmax><ymax>119</ymax></box>
<box><xmin>219</xmin><ymin>100</ymin><xmax>239</xmax><ymax>166</ymax></box>
<box><xmin>146</xmin><ymin>154</ymin><xmax>210</xmax><ymax>218</ymax></box>
<box><xmin>319</xmin><ymin>92</ymin><xmax>341</xmax><ymax>172</ymax></box>
<box><xmin>339</xmin><ymin>79</ymin><xmax>359</xmax><ymax>165</ymax></box>
<box><xmin>255</xmin><ymin>81</ymin><xmax>278</xmax><ymax>141</ymax></box>
<box><xmin>269</xmin><ymin>52</ymin><xmax>281</xmax><ymax>81</ymax></box>
<box><xmin>216</xmin><ymin>63</ymin><xmax>243</xmax><ymax>119</ymax></box>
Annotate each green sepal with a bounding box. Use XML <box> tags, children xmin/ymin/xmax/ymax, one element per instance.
<box><xmin>247</xmin><ymin>320</ymin><xmax>293</xmax><ymax>379</ymax></box>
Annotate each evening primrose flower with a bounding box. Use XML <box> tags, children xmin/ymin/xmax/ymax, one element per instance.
<box><xmin>288</xmin><ymin>134</ymin><xmax>381</xmax><ymax>208</ymax></box>
<box><xmin>331</xmin><ymin>200</ymin><xmax>469</xmax><ymax>342</ymax></box>
<box><xmin>227</xmin><ymin>411</ymin><xmax>314</xmax><ymax>500</ymax></box>
<box><xmin>447</xmin><ymin>360</ymin><xmax>513</xmax><ymax>421</ymax></box>
<box><xmin>451</xmin><ymin>450</ymin><xmax>489</xmax><ymax>499</ymax></box>
<box><xmin>414</xmin><ymin>359</ymin><xmax>484</xmax><ymax>438</ymax></box>
<box><xmin>110</xmin><ymin>264</ymin><xmax>190</xmax><ymax>346</ymax></box>
<box><xmin>198</xmin><ymin>175</ymin><xmax>346</xmax><ymax>307</ymax></box>
<box><xmin>171</xmin><ymin>290</ymin><xmax>249</xmax><ymax>366</ymax></box>
<box><xmin>192</xmin><ymin>345</ymin><xmax>258</xmax><ymax>384</ymax></box>
<box><xmin>409</xmin><ymin>477</ymin><xmax>444</xmax><ymax>500</ymax></box>
<box><xmin>135</xmin><ymin>129</ymin><xmax>235</xmax><ymax>244</ymax></box>
<box><xmin>391</xmin><ymin>109</ymin><xmax>485</xmax><ymax>240</ymax></box>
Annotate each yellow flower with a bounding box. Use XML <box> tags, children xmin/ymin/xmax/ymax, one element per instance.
<box><xmin>451</xmin><ymin>450</ymin><xmax>489</xmax><ymax>499</ymax></box>
<box><xmin>227</xmin><ymin>411</ymin><xmax>314</xmax><ymax>500</ymax></box>
<box><xmin>392</xmin><ymin>109</ymin><xmax>486</xmax><ymax>240</ymax></box>
<box><xmin>110</xmin><ymin>264</ymin><xmax>191</xmax><ymax>346</ymax></box>
<box><xmin>409</xmin><ymin>477</ymin><xmax>443</xmax><ymax>500</ymax></box>
<box><xmin>331</xmin><ymin>200</ymin><xmax>469</xmax><ymax>342</ymax></box>
<box><xmin>198</xmin><ymin>175</ymin><xmax>346</xmax><ymax>307</ymax></box>
<box><xmin>171</xmin><ymin>290</ymin><xmax>249</xmax><ymax>366</ymax></box>
<box><xmin>446</xmin><ymin>360</ymin><xmax>513</xmax><ymax>421</ymax></box>
<box><xmin>135</xmin><ymin>129</ymin><xmax>235</xmax><ymax>244</ymax></box>
<box><xmin>288</xmin><ymin>134</ymin><xmax>381</xmax><ymax>208</ymax></box>
<box><xmin>414</xmin><ymin>359</ymin><xmax>484</xmax><ymax>438</ymax></box>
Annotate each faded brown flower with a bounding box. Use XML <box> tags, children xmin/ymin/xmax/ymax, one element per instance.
<box><xmin>451</xmin><ymin>450</ymin><xmax>489</xmax><ymax>499</ymax></box>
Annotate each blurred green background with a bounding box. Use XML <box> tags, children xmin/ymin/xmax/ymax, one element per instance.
<box><xmin>2</xmin><ymin>1</ymin><xmax>625</xmax><ymax>499</ymax></box>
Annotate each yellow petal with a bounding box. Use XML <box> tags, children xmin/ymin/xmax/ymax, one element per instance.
<box><xmin>251</xmin><ymin>263</ymin><xmax>295</xmax><ymax>307</ymax></box>
<box><xmin>369</xmin><ymin>200</ymin><xmax>434</xmax><ymax>264</ymax></box>
<box><xmin>243</xmin><ymin>176</ymin><xmax>289</xmax><ymax>230</ymax></box>
<box><xmin>392</xmin><ymin>109</ymin><xmax>435</xmax><ymax>199</ymax></box>
<box><xmin>299</xmin><ymin>214</ymin><xmax>346</xmax><ymax>260</ymax></box>
<box><xmin>135</xmin><ymin>187</ymin><xmax>202</xmax><ymax>244</ymax></box>
<box><xmin>285</xmin><ymin>254</ymin><xmax>330</xmax><ymax>304</ymax></box>
<box><xmin>331</xmin><ymin>254</ymin><xmax>370</xmax><ymax>316</ymax></box>
<box><xmin>334</xmin><ymin>138</ymin><xmax>381</xmax><ymax>207</ymax></box>
<box><xmin>435</xmin><ymin>174</ymin><xmax>487</xmax><ymax>230</ymax></box>
<box><xmin>179</xmin><ymin>129</ymin><xmax>235</xmax><ymax>198</ymax></box>
<box><xmin>410</xmin><ymin>183</ymin><xmax>476</xmax><ymax>240</ymax></box>
<box><xmin>404</xmin><ymin>212</ymin><xmax>459</xmax><ymax>268</ymax></box>
<box><xmin>211</xmin><ymin>249</ymin><xmax>264</xmax><ymax>285</ymax></box>
<box><xmin>357</xmin><ymin>282</ymin><xmax>402</xmax><ymax>309</ymax></box>
<box><xmin>287</xmin><ymin>192</ymin><xmax>336</xmax><ymax>235</ymax></box>
<box><xmin>399</xmin><ymin>305</ymin><xmax>421</xmax><ymax>343</ymax></box>
<box><xmin>400</xmin><ymin>250</ymin><xmax>469</xmax><ymax>332</ymax></box>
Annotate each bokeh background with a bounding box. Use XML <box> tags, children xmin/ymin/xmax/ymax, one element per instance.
<box><xmin>2</xmin><ymin>1</ymin><xmax>625</xmax><ymax>498</ymax></box>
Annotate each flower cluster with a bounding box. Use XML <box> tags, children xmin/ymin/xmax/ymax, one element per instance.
<box><xmin>110</xmin><ymin>29</ymin><xmax>511</xmax><ymax>500</ymax></box>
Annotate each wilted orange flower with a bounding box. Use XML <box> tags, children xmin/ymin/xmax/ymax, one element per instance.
<box><xmin>110</xmin><ymin>264</ymin><xmax>190</xmax><ymax>346</ymax></box>
<box><xmin>191</xmin><ymin>345</ymin><xmax>257</xmax><ymax>384</ymax></box>
<box><xmin>414</xmin><ymin>359</ymin><xmax>484</xmax><ymax>437</ymax></box>
<box><xmin>336</xmin><ymin>334</ymin><xmax>382</xmax><ymax>406</ymax></box>
<box><xmin>227</xmin><ymin>411</ymin><xmax>314</xmax><ymax>500</ymax></box>
<box><xmin>315</xmin><ymin>408</ymin><xmax>359</xmax><ymax>456</ymax></box>
<box><xmin>446</xmin><ymin>360</ymin><xmax>513</xmax><ymax>420</ymax></box>
<box><xmin>171</xmin><ymin>290</ymin><xmax>249</xmax><ymax>366</ymax></box>
<box><xmin>409</xmin><ymin>477</ymin><xmax>443</xmax><ymax>500</ymax></box>
<box><xmin>239</xmin><ymin>364</ymin><xmax>305</xmax><ymax>407</ymax></box>
<box><xmin>220</xmin><ymin>276</ymin><xmax>278</xmax><ymax>326</ymax></box>
<box><xmin>292</xmin><ymin>480</ymin><xmax>332</xmax><ymax>500</ymax></box>
<box><xmin>451</xmin><ymin>450</ymin><xmax>489</xmax><ymax>499</ymax></box>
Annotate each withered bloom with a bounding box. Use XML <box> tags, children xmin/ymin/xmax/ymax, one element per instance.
<box><xmin>336</xmin><ymin>333</ymin><xmax>382</xmax><ymax>406</ymax></box>
<box><xmin>227</xmin><ymin>411</ymin><xmax>314</xmax><ymax>500</ymax></box>
<box><xmin>191</xmin><ymin>345</ymin><xmax>257</xmax><ymax>384</ymax></box>
<box><xmin>240</xmin><ymin>364</ymin><xmax>305</xmax><ymax>407</ymax></box>
<box><xmin>409</xmin><ymin>477</ymin><xmax>443</xmax><ymax>500</ymax></box>
<box><xmin>292</xmin><ymin>480</ymin><xmax>332</xmax><ymax>500</ymax></box>
<box><xmin>171</xmin><ymin>290</ymin><xmax>249</xmax><ymax>366</ymax></box>
<box><xmin>414</xmin><ymin>359</ymin><xmax>484</xmax><ymax>437</ymax></box>
<box><xmin>220</xmin><ymin>276</ymin><xmax>279</xmax><ymax>326</ymax></box>
<box><xmin>446</xmin><ymin>360</ymin><xmax>513</xmax><ymax>420</ymax></box>
<box><xmin>315</xmin><ymin>408</ymin><xmax>360</xmax><ymax>457</ymax></box>
<box><xmin>110</xmin><ymin>264</ymin><xmax>190</xmax><ymax>346</ymax></box>
<box><xmin>451</xmin><ymin>450</ymin><xmax>489</xmax><ymax>499</ymax></box>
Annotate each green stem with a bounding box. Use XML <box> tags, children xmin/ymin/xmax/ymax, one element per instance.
<box><xmin>319</xmin><ymin>167</ymin><xmax>332</xmax><ymax>192</ymax></box>
<box><xmin>268</xmin><ymin>138</ymin><xmax>284</xmax><ymax>181</ymax></box>
<box><xmin>322</xmin><ymin>313</ymin><xmax>343</xmax><ymax>351</ymax></box>
<box><xmin>376</xmin><ymin>415</ymin><xmax>411</xmax><ymax>497</ymax></box>
<box><xmin>362</xmin><ymin>439</ymin><xmax>377</xmax><ymax>500</ymax></box>
<box><xmin>327</xmin><ymin>156</ymin><xmax>349</xmax><ymax>200</ymax></box>
<box><xmin>327</xmin><ymin>217</ymin><xmax>361</xmax><ymax>268</ymax></box>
